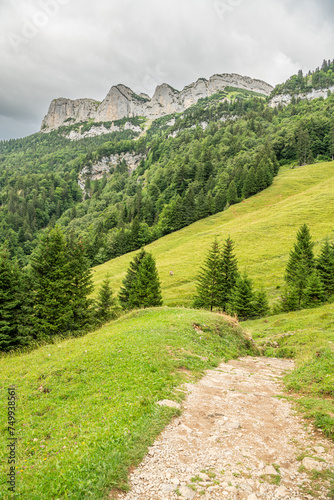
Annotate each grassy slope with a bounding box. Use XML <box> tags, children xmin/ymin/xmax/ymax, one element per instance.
<box><xmin>0</xmin><ymin>308</ymin><xmax>253</xmax><ymax>500</ymax></box>
<box><xmin>242</xmin><ymin>304</ymin><xmax>334</xmax><ymax>439</ymax></box>
<box><xmin>93</xmin><ymin>161</ymin><xmax>334</xmax><ymax>306</ymax></box>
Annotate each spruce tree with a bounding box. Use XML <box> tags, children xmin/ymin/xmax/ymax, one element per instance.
<box><xmin>96</xmin><ymin>274</ymin><xmax>118</xmax><ymax>322</ymax></box>
<box><xmin>302</xmin><ymin>272</ymin><xmax>325</xmax><ymax>308</ymax></box>
<box><xmin>66</xmin><ymin>232</ymin><xmax>94</xmax><ymax>330</ymax></box>
<box><xmin>316</xmin><ymin>239</ymin><xmax>334</xmax><ymax>298</ymax></box>
<box><xmin>227</xmin><ymin>180</ymin><xmax>238</xmax><ymax>205</ymax></box>
<box><xmin>228</xmin><ymin>272</ymin><xmax>255</xmax><ymax>321</ymax></box>
<box><xmin>0</xmin><ymin>250</ymin><xmax>26</xmax><ymax>351</ymax></box>
<box><xmin>194</xmin><ymin>238</ymin><xmax>223</xmax><ymax>311</ymax></box>
<box><xmin>132</xmin><ymin>253</ymin><xmax>163</xmax><ymax>308</ymax></box>
<box><xmin>31</xmin><ymin>226</ymin><xmax>73</xmax><ymax>337</ymax></box>
<box><xmin>220</xmin><ymin>237</ymin><xmax>239</xmax><ymax>310</ymax></box>
<box><xmin>119</xmin><ymin>248</ymin><xmax>147</xmax><ymax>309</ymax></box>
<box><xmin>253</xmin><ymin>289</ymin><xmax>270</xmax><ymax>317</ymax></box>
<box><xmin>119</xmin><ymin>249</ymin><xmax>162</xmax><ymax>309</ymax></box>
<box><xmin>285</xmin><ymin>224</ymin><xmax>315</xmax><ymax>305</ymax></box>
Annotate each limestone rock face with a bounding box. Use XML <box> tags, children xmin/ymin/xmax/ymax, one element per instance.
<box><xmin>269</xmin><ymin>85</ymin><xmax>334</xmax><ymax>107</ymax></box>
<box><xmin>40</xmin><ymin>73</ymin><xmax>274</xmax><ymax>132</ymax></box>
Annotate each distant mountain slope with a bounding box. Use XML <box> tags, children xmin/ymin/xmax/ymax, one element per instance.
<box><xmin>40</xmin><ymin>73</ymin><xmax>273</xmax><ymax>132</ymax></box>
<box><xmin>92</xmin><ymin>161</ymin><xmax>334</xmax><ymax>307</ymax></box>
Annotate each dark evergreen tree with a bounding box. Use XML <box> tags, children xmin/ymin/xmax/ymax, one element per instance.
<box><xmin>30</xmin><ymin>226</ymin><xmax>73</xmax><ymax>338</ymax></box>
<box><xmin>219</xmin><ymin>237</ymin><xmax>239</xmax><ymax>310</ymax></box>
<box><xmin>242</xmin><ymin>167</ymin><xmax>257</xmax><ymax>198</ymax></box>
<box><xmin>227</xmin><ymin>272</ymin><xmax>255</xmax><ymax>320</ymax></box>
<box><xmin>302</xmin><ymin>272</ymin><xmax>325</xmax><ymax>308</ymax></box>
<box><xmin>131</xmin><ymin>253</ymin><xmax>163</xmax><ymax>308</ymax></box>
<box><xmin>119</xmin><ymin>248</ymin><xmax>147</xmax><ymax>309</ymax></box>
<box><xmin>0</xmin><ymin>250</ymin><xmax>26</xmax><ymax>351</ymax></box>
<box><xmin>194</xmin><ymin>238</ymin><xmax>223</xmax><ymax>311</ymax></box>
<box><xmin>253</xmin><ymin>289</ymin><xmax>270</xmax><ymax>317</ymax></box>
<box><xmin>119</xmin><ymin>249</ymin><xmax>162</xmax><ymax>309</ymax></box>
<box><xmin>66</xmin><ymin>232</ymin><xmax>94</xmax><ymax>330</ymax></box>
<box><xmin>316</xmin><ymin>239</ymin><xmax>334</xmax><ymax>298</ymax></box>
<box><xmin>95</xmin><ymin>274</ymin><xmax>118</xmax><ymax>322</ymax></box>
<box><xmin>227</xmin><ymin>180</ymin><xmax>238</xmax><ymax>205</ymax></box>
<box><xmin>285</xmin><ymin>224</ymin><xmax>315</xmax><ymax>305</ymax></box>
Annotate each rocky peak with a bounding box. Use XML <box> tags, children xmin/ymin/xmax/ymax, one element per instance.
<box><xmin>40</xmin><ymin>72</ymin><xmax>274</xmax><ymax>132</ymax></box>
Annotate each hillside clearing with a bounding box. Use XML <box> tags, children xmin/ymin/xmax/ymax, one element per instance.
<box><xmin>92</xmin><ymin>161</ymin><xmax>334</xmax><ymax>307</ymax></box>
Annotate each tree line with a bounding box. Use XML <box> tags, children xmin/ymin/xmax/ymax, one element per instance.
<box><xmin>194</xmin><ymin>225</ymin><xmax>334</xmax><ymax>319</ymax></box>
<box><xmin>0</xmin><ymin>226</ymin><xmax>162</xmax><ymax>352</ymax></box>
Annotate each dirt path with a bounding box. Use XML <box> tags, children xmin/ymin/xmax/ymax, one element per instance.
<box><xmin>113</xmin><ymin>357</ymin><xmax>334</xmax><ymax>500</ymax></box>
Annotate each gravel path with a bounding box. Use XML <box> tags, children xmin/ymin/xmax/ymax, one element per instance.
<box><xmin>112</xmin><ymin>357</ymin><xmax>334</xmax><ymax>500</ymax></box>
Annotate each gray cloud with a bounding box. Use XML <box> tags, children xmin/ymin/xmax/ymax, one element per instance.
<box><xmin>0</xmin><ymin>0</ymin><xmax>333</xmax><ymax>140</ymax></box>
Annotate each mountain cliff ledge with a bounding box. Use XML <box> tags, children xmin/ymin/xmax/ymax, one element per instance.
<box><xmin>40</xmin><ymin>73</ymin><xmax>273</xmax><ymax>132</ymax></box>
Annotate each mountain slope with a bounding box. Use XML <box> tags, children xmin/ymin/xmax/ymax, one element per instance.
<box><xmin>92</xmin><ymin>161</ymin><xmax>334</xmax><ymax>306</ymax></box>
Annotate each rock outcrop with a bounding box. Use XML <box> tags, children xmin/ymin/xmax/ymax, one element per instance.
<box><xmin>78</xmin><ymin>152</ymin><xmax>146</xmax><ymax>192</ymax></box>
<box><xmin>41</xmin><ymin>73</ymin><xmax>273</xmax><ymax>132</ymax></box>
<box><xmin>269</xmin><ymin>86</ymin><xmax>334</xmax><ymax>107</ymax></box>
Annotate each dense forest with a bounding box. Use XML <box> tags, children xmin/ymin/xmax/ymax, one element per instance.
<box><xmin>0</xmin><ymin>62</ymin><xmax>334</xmax><ymax>268</ymax></box>
<box><xmin>271</xmin><ymin>59</ymin><xmax>334</xmax><ymax>96</ymax></box>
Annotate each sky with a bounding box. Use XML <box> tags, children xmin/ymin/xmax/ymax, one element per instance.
<box><xmin>0</xmin><ymin>0</ymin><xmax>333</xmax><ymax>141</ymax></box>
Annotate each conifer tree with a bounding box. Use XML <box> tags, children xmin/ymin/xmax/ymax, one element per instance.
<box><xmin>302</xmin><ymin>272</ymin><xmax>325</xmax><ymax>308</ymax></box>
<box><xmin>228</xmin><ymin>272</ymin><xmax>255</xmax><ymax>321</ymax></box>
<box><xmin>253</xmin><ymin>289</ymin><xmax>270</xmax><ymax>317</ymax></box>
<box><xmin>30</xmin><ymin>226</ymin><xmax>93</xmax><ymax>338</ymax></box>
<box><xmin>119</xmin><ymin>248</ymin><xmax>147</xmax><ymax>309</ymax></box>
<box><xmin>285</xmin><ymin>224</ymin><xmax>315</xmax><ymax>305</ymax></box>
<box><xmin>220</xmin><ymin>237</ymin><xmax>239</xmax><ymax>310</ymax></box>
<box><xmin>96</xmin><ymin>274</ymin><xmax>118</xmax><ymax>322</ymax></box>
<box><xmin>227</xmin><ymin>180</ymin><xmax>238</xmax><ymax>205</ymax></box>
<box><xmin>0</xmin><ymin>250</ymin><xmax>26</xmax><ymax>351</ymax></box>
<box><xmin>132</xmin><ymin>253</ymin><xmax>163</xmax><ymax>308</ymax></box>
<box><xmin>31</xmin><ymin>226</ymin><xmax>73</xmax><ymax>337</ymax></box>
<box><xmin>194</xmin><ymin>238</ymin><xmax>222</xmax><ymax>311</ymax></box>
<box><xmin>119</xmin><ymin>249</ymin><xmax>162</xmax><ymax>309</ymax></box>
<box><xmin>316</xmin><ymin>239</ymin><xmax>334</xmax><ymax>298</ymax></box>
<box><xmin>66</xmin><ymin>232</ymin><xmax>94</xmax><ymax>330</ymax></box>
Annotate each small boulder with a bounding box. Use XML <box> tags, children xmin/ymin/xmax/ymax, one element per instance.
<box><xmin>302</xmin><ymin>457</ymin><xmax>324</xmax><ymax>472</ymax></box>
<box><xmin>156</xmin><ymin>400</ymin><xmax>181</xmax><ymax>409</ymax></box>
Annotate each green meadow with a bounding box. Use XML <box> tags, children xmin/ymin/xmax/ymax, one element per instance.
<box><xmin>0</xmin><ymin>308</ymin><xmax>253</xmax><ymax>499</ymax></box>
<box><xmin>92</xmin><ymin>161</ymin><xmax>334</xmax><ymax>307</ymax></box>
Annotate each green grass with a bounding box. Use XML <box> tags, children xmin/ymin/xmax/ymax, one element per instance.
<box><xmin>0</xmin><ymin>307</ymin><xmax>253</xmax><ymax>499</ymax></box>
<box><xmin>242</xmin><ymin>303</ymin><xmax>334</xmax><ymax>439</ymax></box>
<box><xmin>92</xmin><ymin>161</ymin><xmax>334</xmax><ymax>307</ymax></box>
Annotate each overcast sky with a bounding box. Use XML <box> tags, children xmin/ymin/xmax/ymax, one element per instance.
<box><xmin>0</xmin><ymin>0</ymin><xmax>333</xmax><ymax>141</ymax></box>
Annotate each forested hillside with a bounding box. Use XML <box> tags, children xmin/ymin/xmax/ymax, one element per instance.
<box><xmin>0</xmin><ymin>63</ymin><xmax>334</xmax><ymax>267</ymax></box>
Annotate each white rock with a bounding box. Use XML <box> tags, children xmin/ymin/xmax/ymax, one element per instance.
<box><xmin>264</xmin><ymin>465</ymin><xmax>278</xmax><ymax>475</ymax></box>
<box><xmin>313</xmin><ymin>446</ymin><xmax>325</xmax><ymax>454</ymax></box>
<box><xmin>276</xmin><ymin>485</ymin><xmax>288</xmax><ymax>497</ymax></box>
<box><xmin>179</xmin><ymin>485</ymin><xmax>195</xmax><ymax>499</ymax></box>
<box><xmin>302</xmin><ymin>457</ymin><xmax>324</xmax><ymax>471</ymax></box>
<box><xmin>156</xmin><ymin>400</ymin><xmax>181</xmax><ymax>409</ymax></box>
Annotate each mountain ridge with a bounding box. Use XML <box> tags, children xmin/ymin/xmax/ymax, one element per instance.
<box><xmin>40</xmin><ymin>73</ymin><xmax>273</xmax><ymax>132</ymax></box>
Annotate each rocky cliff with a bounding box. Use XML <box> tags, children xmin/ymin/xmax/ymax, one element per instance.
<box><xmin>40</xmin><ymin>73</ymin><xmax>273</xmax><ymax>132</ymax></box>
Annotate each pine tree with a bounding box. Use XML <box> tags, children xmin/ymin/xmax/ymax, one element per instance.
<box><xmin>302</xmin><ymin>272</ymin><xmax>325</xmax><ymax>308</ymax></box>
<box><xmin>219</xmin><ymin>237</ymin><xmax>239</xmax><ymax>310</ymax></box>
<box><xmin>31</xmin><ymin>226</ymin><xmax>73</xmax><ymax>337</ymax></box>
<box><xmin>119</xmin><ymin>248</ymin><xmax>147</xmax><ymax>309</ymax></box>
<box><xmin>316</xmin><ymin>239</ymin><xmax>334</xmax><ymax>298</ymax></box>
<box><xmin>227</xmin><ymin>180</ymin><xmax>238</xmax><ymax>205</ymax></box>
<box><xmin>194</xmin><ymin>238</ymin><xmax>223</xmax><ymax>311</ymax></box>
<box><xmin>253</xmin><ymin>289</ymin><xmax>270</xmax><ymax>317</ymax></box>
<box><xmin>228</xmin><ymin>272</ymin><xmax>255</xmax><ymax>321</ymax></box>
<box><xmin>0</xmin><ymin>250</ymin><xmax>26</xmax><ymax>351</ymax></box>
<box><xmin>119</xmin><ymin>249</ymin><xmax>162</xmax><ymax>309</ymax></box>
<box><xmin>285</xmin><ymin>224</ymin><xmax>315</xmax><ymax>306</ymax></box>
<box><xmin>66</xmin><ymin>232</ymin><xmax>94</xmax><ymax>330</ymax></box>
<box><xmin>96</xmin><ymin>274</ymin><xmax>118</xmax><ymax>322</ymax></box>
<box><xmin>132</xmin><ymin>253</ymin><xmax>163</xmax><ymax>308</ymax></box>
